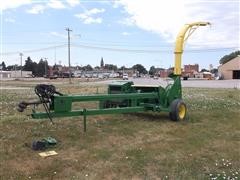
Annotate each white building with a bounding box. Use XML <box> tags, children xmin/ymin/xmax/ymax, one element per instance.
<box><xmin>0</xmin><ymin>70</ymin><xmax>32</xmax><ymax>78</ymax></box>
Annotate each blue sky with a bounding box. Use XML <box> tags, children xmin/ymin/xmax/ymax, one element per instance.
<box><xmin>1</xmin><ymin>0</ymin><xmax>239</xmax><ymax>70</ymax></box>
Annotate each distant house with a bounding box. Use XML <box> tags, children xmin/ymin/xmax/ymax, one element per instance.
<box><xmin>0</xmin><ymin>70</ymin><xmax>32</xmax><ymax>78</ymax></box>
<box><xmin>184</xmin><ymin>64</ymin><xmax>199</xmax><ymax>72</ymax></box>
<box><xmin>182</xmin><ymin>64</ymin><xmax>199</xmax><ymax>78</ymax></box>
<box><xmin>121</xmin><ymin>69</ymin><xmax>135</xmax><ymax>77</ymax></box>
<box><xmin>218</xmin><ymin>56</ymin><xmax>240</xmax><ymax>79</ymax></box>
<box><xmin>158</xmin><ymin>67</ymin><xmax>174</xmax><ymax>78</ymax></box>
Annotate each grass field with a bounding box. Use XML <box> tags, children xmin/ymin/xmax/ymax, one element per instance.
<box><xmin>0</xmin><ymin>80</ymin><xmax>240</xmax><ymax>179</ymax></box>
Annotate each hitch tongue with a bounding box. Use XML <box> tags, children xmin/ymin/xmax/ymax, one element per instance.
<box><xmin>17</xmin><ymin>101</ymin><xmax>27</xmax><ymax>112</ymax></box>
<box><xmin>17</xmin><ymin>100</ymin><xmax>44</xmax><ymax>112</ymax></box>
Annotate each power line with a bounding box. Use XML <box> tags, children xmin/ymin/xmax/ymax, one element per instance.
<box><xmin>0</xmin><ymin>43</ymin><xmax>238</xmax><ymax>56</ymax></box>
<box><xmin>4</xmin><ymin>42</ymin><xmax>66</xmax><ymax>45</ymax></box>
<box><xmin>1</xmin><ymin>44</ymin><xmax>67</xmax><ymax>55</ymax></box>
<box><xmin>71</xmin><ymin>44</ymin><xmax>237</xmax><ymax>54</ymax></box>
<box><xmin>3</xmin><ymin>36</ymin><xmax>238</xmax><ymax>46</ymax></box>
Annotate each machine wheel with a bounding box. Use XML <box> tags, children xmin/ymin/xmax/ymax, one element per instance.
<box><xmin>169</xmin><ymin>99</ymin><xmax>187</xmax><ymax>121</ymax></box>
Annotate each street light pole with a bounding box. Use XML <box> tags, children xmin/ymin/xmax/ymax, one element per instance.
<box><xmin>66</xmin><ymin>27</ymin><xmax>72</xmax><ymax>83</ymax></box>
<box><xmin>19</xmin><ymin>53</ymin><xmax>23</xmax><ymax>78</ymax></box>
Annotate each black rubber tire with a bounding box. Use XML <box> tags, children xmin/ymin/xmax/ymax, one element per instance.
<box><xmin>169</xmin><ymin>99</ymin><xmax>187</xmax><ymax>121</ymax></box>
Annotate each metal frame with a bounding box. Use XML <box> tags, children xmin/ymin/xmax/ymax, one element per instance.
<box><xmin>30</xmin><ymin>76</ymin><xmax>181</xmax><ymax>131</ymax></box>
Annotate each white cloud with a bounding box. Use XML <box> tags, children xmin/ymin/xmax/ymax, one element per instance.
<box><xmin>0</xmin><ymin>0</ymin><xmax>31</xmax><ymax>10</ymax></box>
<box><xmin>75</xmin><ymin>13</ymin><xmax>87</xmax><ymax>19</ymax></box>
<box><xmin>75</xmin><ymin>8</ymin><xmax>105</xmax><ymax>24</ymax></box>
<box><xmin>2</xmin><ymin>0</ymin><xmax>79</xmax><ymax>13</ymax></box>
<box><xmin>87</xmin><ymin>8</ymin><xmax>105</xmax><ymax>15</ymax></box>
<box><xmin>75</xmin><ymin>14</ymin><xmax>103</xmax><ymax>24</ymax></box>
<box><xmin>26</xmin><ymin>4</ymin><xmax>45</xmax><ymax>14</ymax></box>
<box><xmin>47</xmin><ymin>0</ymin><xmax>66</xmax><ymax>9</ymax></box>
<box><xmin>66</xmin><ymin>0</ymin><xmax>80</xmax><ymax>7</ymax></box>
<box><xmin>119</xmin><ymin>17</ymin><xmax>135</xmax><ymax>26</ymax></box>
<box><xmin>5</xmin><ymin>17</ymin><xmax>16</xmax><ymax>23</ymax></box>
<box><xmin>116</xmin><ymin>0</ymin><xmax>239</xmax><ymax>48</ymax></box>
<box><xmin>84</xmin><ymin>17</ymin><xmax>102</xmax><ymax>24</ymax></box>
<box><xmin>122</xmin><ymin>32</ymin><xmax>130</xmax><ymax>36</ymax></box>
<box><xmin>113</xmin><ymin>1</ymin><xmax>122</xmax><ymax>8</ymax></box>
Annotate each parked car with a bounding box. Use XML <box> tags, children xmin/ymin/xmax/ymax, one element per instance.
<box><xmin>123</xmin><ymin>74</ymin><xmax>128</xmax><ymax>80</ymax></box>
<box><xmin>153</xmin><ymin>76</ymin><xmax>159</xmax><ymax>80</ymax></box>
<box><xmin>92</xmin><ymin>73</ymin><xmax>98</xmax><ymax>78</ymax></box>
<box><xmin>24</xmin><ymin>74</ymin><xmax>35</xmax><ymax>78</ymax></box>
<box><xmin>49</xmin><ymin>75</ymin><xmax>58</xmax><ymax>79</ymax></box>
<box><xmin>62</xmin><ymin>72</ymin><xmax>74</xmax><ymax>78</ymax></box>
<box><xmin>98</xmin><ymin>74</ymin><xmax>104</xmax><ymax>79</ymax></box>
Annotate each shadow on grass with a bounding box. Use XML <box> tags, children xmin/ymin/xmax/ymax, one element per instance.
<box><xmin>124</xmin><ymin>112</ymin><xmax>170</xmax><ymax>122</ymax></box>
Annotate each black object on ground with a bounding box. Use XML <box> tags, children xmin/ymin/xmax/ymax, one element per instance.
<box><xmin>31</xmin><ymin>137</ymin><xmax>57</xmax><ymax>151</ymax></box>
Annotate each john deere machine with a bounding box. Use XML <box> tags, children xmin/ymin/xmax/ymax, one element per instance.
<box><xmin>18</xmin><ymin>22</ymin><xmax>210</xmax><ymax>131</ymax></box>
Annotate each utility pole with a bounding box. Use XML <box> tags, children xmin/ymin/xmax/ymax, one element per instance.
<box><xmin>19</xmin><ymin>53</ymin><xmax>23</xmax><ymax>78</ymax></box>
<box><xmin>66</xmin><ymin>27</ymin><xmax>72</xmax><ymax>83</ymax></box>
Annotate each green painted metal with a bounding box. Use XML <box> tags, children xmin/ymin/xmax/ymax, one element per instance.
<box><xmin>83</xmin><ymin>109</ymin><xmax>87</xmax><ymax>132</ymax></box>
<box><xmin>27</xmin><ymin>75</ymin><xmax>182</xmax><ymax>131</ymax></box>
<box><xmin>32</xmin><ymin>106</ymin><xmax>146</xmax><ymax>119</ymax></box>
<box><xmin>56</xmin><ymin>92</ymin><xmax>158</xmax><ymax>102</ymax></box>
<box><xmin>165</xmin><ymin>75</ymin><xmax>182</xmax><ymax>106</ymax></box>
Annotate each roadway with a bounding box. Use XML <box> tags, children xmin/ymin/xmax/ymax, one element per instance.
<box><xmin>95</xmin><ymin>78</ymin><xmax>240</xmax><ymax>89</ymax></box>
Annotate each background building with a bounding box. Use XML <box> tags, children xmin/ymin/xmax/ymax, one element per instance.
<box><xmin>182</xmin><ymin>64</ymin><xmax>199</xmax><ymax>78</ymax></box>
<box><xmin>0</xmin><ymin>71</ymin><xmax>32</xmax><ymax>78</ymax></box>
<box><xmin>218</xmin><ymin>56</ymin><xmax>240</xmax><ymax>79</ymax></box>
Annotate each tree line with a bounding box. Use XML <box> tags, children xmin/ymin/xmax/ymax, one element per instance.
<box><xmin>1</xmin><ymin>56</ymin><xmax>149</xmax><ymax>76</ymax></box>
<box><xmin>219</xmin><ymin>50</ymin><xmax>240</xmax><ymax>65</ymax></box>
<box><xmin>1</xmin><ymin>57</ymin><xmax>49</xmax><ymax>77</ymax></box>
<box><xmin>2</xmin><ymin>51</ymin><xmax>238</xmax><ymax>77</ymax></box>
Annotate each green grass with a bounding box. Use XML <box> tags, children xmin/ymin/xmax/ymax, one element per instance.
<box><xmin>0</xmin><ymin>81</ymin><xmax>240</xmax><ymax>179</ymax></box>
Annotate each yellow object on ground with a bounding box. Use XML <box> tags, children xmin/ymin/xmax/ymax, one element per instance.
<box><xmin>39</xmin><ymin>151</ymin><xmax>58</xmax><ymax>158</ymax></box>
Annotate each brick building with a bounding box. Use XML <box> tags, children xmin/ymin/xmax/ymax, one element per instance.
<box><xmin>183</xmin><ymin>64</ymin><xmax>199</xmax><ymax>78</ymax></box>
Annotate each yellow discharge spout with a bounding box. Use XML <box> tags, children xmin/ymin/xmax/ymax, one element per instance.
<box><xmin>174</xmin><ymin>22</ymin><xmax>211</xmax><ymax>75</ymax></box>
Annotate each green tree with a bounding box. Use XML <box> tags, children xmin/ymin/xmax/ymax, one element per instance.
<box><xmin>82</xmin><ymin>64</ymin><xmax>93</xmax><ymax>71</ymax></box>
<box><xmin>1</xmin><ymin>61</ymin><xmax>6</xmax><ymax>70</ymax></box>
<box><xmin>119</xmin><ymin>66</ymin><xmax>126</xmax><ymax>71</ymax></box>
<box><xmin>23</xmin><ymin>56</ymin><xmax>38</xmax><ymax>75</ymax></box>
<box><xmin>6</xmin><ymin>65</ymin><xmax>20</xmax><ymax>71</ymax></box>
<box><xmin>32</xmin><ymin>62</ymin><xmax>38</xmax><ymax>76</ymax></box>
<box><xmin>149</xmin><ymin>66</ymin><xmax>156</xmax><ymax>75</ymax></box>
<box><xmin>210</xmin><ymin>68</ymin><xmax>218</xmax><ymax>74</ymax></box>
<box><xmin>104</xmin><ymin>64</ymin><xmax>117</xmax><ymax>71</ymax></box>
<box><xmin>23</xmin><ymin>57</ymin><xmax>47</xmax><ymax>76</ymax></box>
<box><xmin>23</xmin><ymin>57</ymin><xmax>34</xmax><ymax>71</ymax></box>
<box><xmin>219</xmin><ymin>50</ymin><xmax>240</xmax><ymax>64</ymax></box>
<box><xmin>132</xmin><ymin>64</ymin><xmax>147</xmax><ymax>74</ymax></box>
<box><xmin>100</xmin><ymin>57</ymin><xmax>104</xmax><ymax>68</ymax></box>
<box><xmin>36</xmin><ymin>59</ymin><xmax>48</xmax><ymax>77</ymax></box>
<box><xmin>94</xmin><ymin>66</ymin><xmax>100</xmax><ymax>70</ymax></box>
<box><xmin>200</xmin><ymin>68</ymin><xmax>209</xmax><ymax>72</ymax></box>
